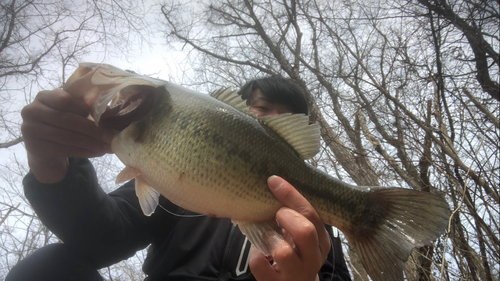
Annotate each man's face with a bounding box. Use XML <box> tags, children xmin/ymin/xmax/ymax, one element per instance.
<box><xmin>247</xmin><ymin>89</ymin><xmax>292</xmax><ymax>117</ymax></box>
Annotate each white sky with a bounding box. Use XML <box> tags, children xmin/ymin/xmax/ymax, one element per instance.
<box><xmin>0</xmin><ymin>6</ymin><xmax>194</xmax><ymax>194</ymax></box>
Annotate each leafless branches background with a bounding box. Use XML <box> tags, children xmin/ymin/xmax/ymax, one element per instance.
<box><xmin>1</xmin><ymin>0</ymin><xmax>498</xmax><ymax>280</ymax></box>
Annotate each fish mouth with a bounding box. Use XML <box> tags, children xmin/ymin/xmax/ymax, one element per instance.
<box><xmin>98</xmin><ymin>84</ymin><xmax>161</xmax><ymax>131</ymax></box>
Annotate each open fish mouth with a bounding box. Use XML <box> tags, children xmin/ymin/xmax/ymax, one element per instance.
<box><xmin>98</xmin><ymin>85</ymin><xmax>161</xmax><ymax>131</ymax></box>
<box><xmin>63</xmin><ymin>63</ymin><xmax>165</xmax><ymax>131</ymax></box>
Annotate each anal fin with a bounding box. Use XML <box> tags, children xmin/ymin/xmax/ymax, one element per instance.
<box><xmin>233</xmin><ymin>220</ymin><xmax>284</xmax><ymax>257</ymax></box>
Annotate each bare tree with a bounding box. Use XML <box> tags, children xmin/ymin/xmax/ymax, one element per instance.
<box><xmin>161</xmin><ymin>0</ymin><xmax>499</xmax><ymax>280</ymax></box>
<box><xmin>0</xmin><ymin>0</ymin><xmax>155</xmax><ymax>147</ymax></box>
<box><xmin>0</xmin><ymin>0</ymin><xmax>155</xmax><ymax>279</ymax></box>
<box><xmin>2</xmin><ymin>0</ymin><xmax>497</xmax><ymax>279</ymax></box>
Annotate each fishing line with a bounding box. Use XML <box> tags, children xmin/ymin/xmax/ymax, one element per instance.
<box><xmin>157</xmin><ymin>203</ymin><xmax>205</xmax><ymax>218</ymax></box>
<box><xmin>327</xmin><ymin>228</ymin><xmax>336</xmax><ymax>281</ymax></box>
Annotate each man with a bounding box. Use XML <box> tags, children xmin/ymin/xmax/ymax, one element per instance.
<box><xmin>8</xmin><ymin>76</ymin><xmax>351</xmax><ymax>281</ymax></box>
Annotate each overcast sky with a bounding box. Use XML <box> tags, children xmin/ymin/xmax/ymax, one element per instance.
<box><xmin>0</xmin><ymin>1</ymin><xmax>194</xmax><ymax>194</ymax></box>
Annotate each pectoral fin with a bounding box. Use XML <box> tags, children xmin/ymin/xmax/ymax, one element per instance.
<box><xmin>116</xmin><ymin>166</ymin><xmax>159</xmax><ymax>216</ymax></box>
<box><xmin>233</xmin><ymin>220</ymin><xmax>284</xmax><ymax>257</ymax></box>
<box><xmin>115</xmin><ymin>166</ymin><xmax>142</xmax><ymax>184</ymax></box>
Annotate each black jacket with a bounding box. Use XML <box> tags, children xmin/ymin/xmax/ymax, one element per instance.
<box><xmin>23</xmin><ymin>158</ymin><xmax>351</xmax><ymax>281</ymax></box>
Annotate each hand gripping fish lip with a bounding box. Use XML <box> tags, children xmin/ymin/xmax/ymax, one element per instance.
<box><xmin>64</xmin><ymin>63</ymin><xmax>165</xmax><ymax>131</ymax></box>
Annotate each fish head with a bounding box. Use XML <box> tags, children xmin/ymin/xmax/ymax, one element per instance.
<box><xmin>63</xmin><ymin>63</ymin><xmax>167</xmax><ymax>131</ymax></box>
<box><xmin>111</xmin><ymin>123</ymin><xmax>140</xmax><ymax>166</ymax></box>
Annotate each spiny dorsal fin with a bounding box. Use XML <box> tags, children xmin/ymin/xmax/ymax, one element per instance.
<box><xmin>212</xmin><ymin>87</ymin><xmax>321</xmax><ymax>159</ymax></box>
<box><xmin>259</xmin><ymin>114</ymin><xmax>321</xmax><ymax>159</ymax></box>
<box><xmin>211</xmin><ymin>88</ymin><xmax>253</xmax><ymax>115</ymax></box>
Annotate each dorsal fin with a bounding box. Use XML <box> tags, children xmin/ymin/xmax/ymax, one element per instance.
<box><xmin>211</xmin><ymin>87</ymin><xmax>320</xmax><ymax>159</ymax></box>
<box><xmin>211</xmin><ymin>88</ymin><xmax>253</xmax><ymax>115</ymax></box>
<box><xmin>259</xmin><ymin>114</ymin><xmax>321</xmax><ymax>159</ymax></box>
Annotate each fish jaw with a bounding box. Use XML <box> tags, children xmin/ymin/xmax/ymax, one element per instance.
<box><xmin>64</xmin><ymin>63</ymin><xmax>166</xmax><ymax>130</ymax></box>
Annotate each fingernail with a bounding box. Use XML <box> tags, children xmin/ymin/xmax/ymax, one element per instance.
<box><xmin>268</xmin><ymin>175</ymin><xmax>282</xmax><ymax>191</ymax></box>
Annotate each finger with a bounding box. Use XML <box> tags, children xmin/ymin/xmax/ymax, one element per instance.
<box><xmin>267</xmin><ymin>176</ymin><xmax>331</xmax><ymax>257</ymax></box>
<box><xmin>34</xmin><ymin>89</ymin><xmax>91</xmax><ymax>117</ymax></box>
<box><xmin>270</xmin><ymin>236</ymin><xmax>301</xmax><ymax>270</ymax></box>
<box><xmin>267</xmin><ymin>176</ymin><xmax>316</xmax><ymax>218</ymax></box>
<box><xmin>63</xmin><ymin>66</ymin><xmax>100</xmax><ymax>103</ymax></box>
<box><xmin>22</xmin><ymin>99</ymin><xmax>114</xmax><ymax>144</ymax></box>
<box><xmin>25</xmin><ymin>138</ymin><xmax>110</xmax><ymax>160</ymax></box>
<box><xmin>282</xmin><ymin>229</ymin><xmax>295</xmax><ymax>248</ymax></box>
<box><xmin>23</xmin><ymin>122</ymin><xmax>112</xmax><ymax>155</ymax></box>
<box><xmin>275</xmin><ymin>207</ymin><xmax>322</xmax><ymax>269</ymax></box>
<box><xmin>249</xmin><ymin>246</ymin><xmax>280</xmax><ymax>281</ymax></box>
<box><xmin>25</xmin><ymin>141</ymin><xmax>105</xmax><ymax>161</ymax></box>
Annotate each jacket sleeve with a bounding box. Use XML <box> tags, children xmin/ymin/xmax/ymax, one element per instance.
<box><xmin>23</xmin><ymin>158</ymin><xmax>163</xmax><ymax>268</ymax></box>
<box><xmin>318</xmin><ymin>226</ymin><xmax>352</xmax><ymax>281</ymax></box>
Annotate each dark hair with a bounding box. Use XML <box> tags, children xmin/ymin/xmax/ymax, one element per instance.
<box><xmin>238</xmin><ymin>76</ymin><xmax>309</xmax><ymax>115</ymax></box>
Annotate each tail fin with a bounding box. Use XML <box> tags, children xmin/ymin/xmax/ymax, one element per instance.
<box><xmin>343</xmin><ymin>188</ymin><xmax>450</xmax><ymax>281</ymax></box>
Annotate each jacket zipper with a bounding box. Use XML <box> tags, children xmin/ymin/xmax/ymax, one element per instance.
<box><xmin>218</xmin><ymin>224</ymin><xmax>237</xmax><ymax>281</ymax></box>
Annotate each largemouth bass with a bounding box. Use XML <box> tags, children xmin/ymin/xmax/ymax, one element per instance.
<box><xmin>64</xmin><ymin>63</ymin><xmax>450</xmax><ymax>281</ymax></box>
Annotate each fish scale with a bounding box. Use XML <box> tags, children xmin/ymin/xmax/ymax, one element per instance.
<box><xmin>120</xmin><ymin>91</ymin><xmax>285</xmax><ymax>221</ymax></box>
<box><xmin>64</xmin><ymin>63</ymin><xmax>451</xmax><ymax>281</ymax></box>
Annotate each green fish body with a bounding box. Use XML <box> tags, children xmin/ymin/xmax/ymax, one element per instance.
<box><xmin>64</xmin><ymin>63</ymin><xmax>450</xmax><ymax>281</ymax></box>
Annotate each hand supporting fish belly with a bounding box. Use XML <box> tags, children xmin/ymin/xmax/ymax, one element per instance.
<box><xmin>248</xmin><ymin>176</ymin><xmax>332</xmax><ymax>281</ymax></box>
<box><xmin>63</xmin><ymin>63</ymin><xmax>451</xmax><ymax>281</ymax></box>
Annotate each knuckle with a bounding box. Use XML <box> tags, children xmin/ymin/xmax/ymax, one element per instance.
<box><xmin>40</xmin><ymin>89</ymin><xmax>74</xmax><ymax>108</ymax></box>
<box><xmin>295</xmin><ymin>221</ymin><xmax>317</xmax><ymax>240</ymax></box>
<box><xmin>20</xmin><ymin>100</ymin><xmax>44</xmax><ymax>120</ymax></box>
<box><xmin>37</xmin><ymin>89</ymin><xmax>59</xmax><ymax>101</ymax></box>
<box><xmin>21</xmin><ymin>120</ymin><xmax>40</xmax><ymax>136</ymax></box>
<box><xmin>20</xmin><ymin>122</ymin><xmax>31</xmax><ymax>136</ymax></box>
<box><xmin>53</xmin><ymin>91</ymin><xmax>72</xmax><ymax>107</ymax></box>
<box><xmin>20</xmin><ymin>105</ymin><xmax>33</xmax><ymax>120</ymax></box>
<box><xmin>298</xmin><ymin>208</ymin><xmax>316</xmax><ymax>220</ymax></box>
<box><xmin>34</xmin><ymin>90</ymin><xmax>50</xmax><ymax>100</ymax></box>
<box><xmin>274</xmin><ymin>244</ymin><xmax>295</xmax><ymax>260</ymax></box>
